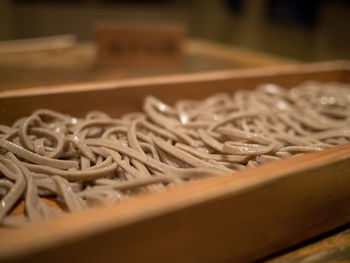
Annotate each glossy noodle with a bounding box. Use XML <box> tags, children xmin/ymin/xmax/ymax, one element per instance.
<box><xmin>1</xmin><ymin>81</ymin><xmax>350</xmax><ymax>226</ymax></box>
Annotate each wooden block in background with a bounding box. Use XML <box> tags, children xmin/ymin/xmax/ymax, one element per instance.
<box><xmin>95</xmin><ymin>22</ymin><xmax>187</xmax><ymax>68</ymax></box>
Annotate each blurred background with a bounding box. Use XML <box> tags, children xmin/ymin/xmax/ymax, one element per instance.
<box><xmin>1</xmin><ymin>0</ymin><xmax>350</xmax><ymax>61</ymax></box>
<box><xmin>0</xmin><ymin>0</ymin><xmax>350</xmax><ymax>90</ymax></box>
<box><xmin>1</xmin><ymin>3</ymin><xmax>350</xmax><ymax>262</ymax></box>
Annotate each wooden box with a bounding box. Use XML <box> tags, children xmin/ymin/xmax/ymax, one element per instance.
<box><xmin>1</xmin><ymin>61</ymin><xmax>350</xmax><ymax>263</ymax></box>
<box><xmin>95</xmin><ymin>22</ymin><xmax>186</xmax><ymax>67</ymax></box>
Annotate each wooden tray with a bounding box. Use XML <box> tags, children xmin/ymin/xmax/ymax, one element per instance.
<box><xmin>1</xmin><ymin>61</ymin><xmax>350</xmax><ymax>263</ymax></box>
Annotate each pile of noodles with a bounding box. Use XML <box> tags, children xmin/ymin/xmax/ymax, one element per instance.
<box><xmin>1</xmin><ymin>81</ymin><xmax>350</xmax><ymax>226</ymax></box>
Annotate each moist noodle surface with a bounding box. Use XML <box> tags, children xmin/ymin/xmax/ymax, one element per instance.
<box><xmin>1</xmin><ymin>81</ymin><xmax>350</xmax><ymax>226</ymax></box>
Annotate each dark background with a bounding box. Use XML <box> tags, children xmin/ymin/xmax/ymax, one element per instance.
<box><xmin>1</xmin><ymin>0</ymin><xmax>350</xmax><ymax>61</ymax></box>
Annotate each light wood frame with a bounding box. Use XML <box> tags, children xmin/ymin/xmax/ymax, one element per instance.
<box><xmin>0</xmin><ymin>61</ymin><xmax>350</xmax><ymax>263</ymax></box>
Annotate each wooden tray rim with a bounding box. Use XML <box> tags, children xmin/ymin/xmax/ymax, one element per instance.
<box><xmin>1</xmin><ymin>60</ymin><xmax>350</xmax><ymax>262</ymax></box>
<box><xmin>1</xmin><ymin>60</ymin><xmax>349</xmax><ymax>99</ymax></box>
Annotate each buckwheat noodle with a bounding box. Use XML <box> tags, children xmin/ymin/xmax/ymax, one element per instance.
<box><xmin>1</xmin><ymin>81</ymin><xmax>350</xmax><ymax>226</ymax></box>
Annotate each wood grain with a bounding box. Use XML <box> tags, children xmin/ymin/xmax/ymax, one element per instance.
<box><xmin>264</xmin><ymin>226</ymin><xmax>350</xmax><ymax>263</ymax></box>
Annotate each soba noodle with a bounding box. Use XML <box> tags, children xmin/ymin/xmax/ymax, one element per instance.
<box><xmin>1</xmin><ymin>81</ymin><xmax>350</xmax><ymax>226</ymax></box>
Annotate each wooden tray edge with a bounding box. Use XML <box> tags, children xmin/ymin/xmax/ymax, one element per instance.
<box><xmin>1</xmin><ymin>60</ymin><xmax>349</xmax><ymax>99</ymax></box>
<box><xmin>0</xmin><ymin>143</ymin><xmax>350</xmax><ymax>262</ymax></box>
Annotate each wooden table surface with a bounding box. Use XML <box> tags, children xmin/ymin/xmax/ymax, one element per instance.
<box><xmin>0</xmin><ymin>38</ymin><xmax>349</xmax><ymax>262</ymax></box>
<box><xmin>0</xmin><ymin>38</ymin><xmax>295</xmax><ymax>91</ymax></box>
